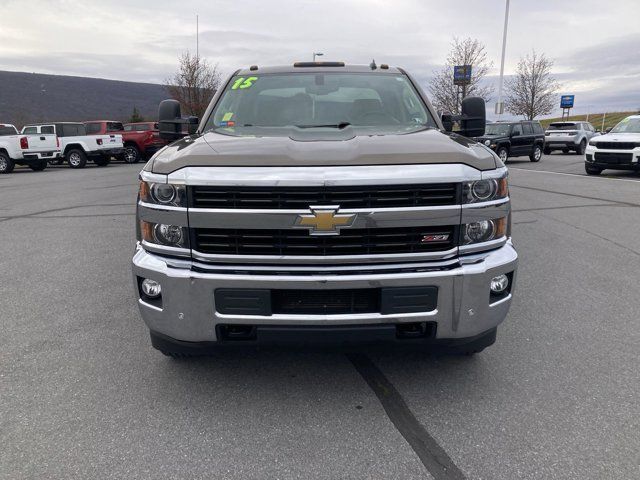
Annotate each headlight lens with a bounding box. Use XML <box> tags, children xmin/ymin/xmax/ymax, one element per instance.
<box><xmin>588</xmin><ymin>141</ymin><xmax>598</xmax><ymax>147</ymax></box>
<box><xmin>462</xmin><ymin>217</ymin><xmax>507</xmax><ymax>245</ymax></box>
<box><xmin>484</xmin><ymin>140</ymin><xmax>491</xmax><ymax>146</ymax></box>
<box><xmin>463</xmin><ymin>176</ymin><xmax>508</xmax><ymax>204</ymax></box>
<box><xmin>140</xmin><ymin>220</ymin><xmax>189</xmax><ymax>248</ymax></box>
<box><xmin>139</xmin><ymin>181</ymin><xmax>187</xmax><ymax>207</ymax></box>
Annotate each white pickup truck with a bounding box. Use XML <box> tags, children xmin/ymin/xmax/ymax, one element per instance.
<box><xmin>0</xmin><ymin>123</ymin><xmax>60</xmax><ymax>174</ymax></box>
<box><xmin>21</xmin><ymin>122</ymin><xmax>124</xmax><ymax>168</ymax></box>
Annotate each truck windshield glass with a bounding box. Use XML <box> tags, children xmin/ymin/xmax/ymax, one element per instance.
<box><xmin>548</xmin><ymin>123</ymin><xmax>577</xmax><ymax>130</ymax></box>
<box><xmin>485</xmin><ymin>124</ymin><xmax>511</xmax><ymax>135</ymax></box>
<box><xmin>205</xmin><ymin>73</ymin><xmax>436</xmax><ymax>136</ymax></box>
<box><xmin>610</xmin><ymin>117</ymin><xmax>640</xmax><ymax>133</ymax></box>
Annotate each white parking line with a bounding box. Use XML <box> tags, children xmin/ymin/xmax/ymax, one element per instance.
<box><xmin>509</xmin><ymin>167</ymin><xmax>640</xmax><ymax>183</ymax></box>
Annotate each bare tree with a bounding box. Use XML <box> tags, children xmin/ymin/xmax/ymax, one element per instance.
<box><xmin>505</xmin><ymin>51</ymin><xmax>559</xmax><ymax>120</ymax></box>
<box><xmin>428</xmin><ymin>37</ymin><xmax>494</xmax><ymax>115</ymax></box>
<box><xmin>165</xmin><ymin>52</ymin><xmax>221</xmax><ymax>118</ymax></box>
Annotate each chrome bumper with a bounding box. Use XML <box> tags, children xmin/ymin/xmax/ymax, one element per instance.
<box><xmin>132</xmin><ymin>241</ymin><xmax>518</xmax><ymax>343</ymax></box>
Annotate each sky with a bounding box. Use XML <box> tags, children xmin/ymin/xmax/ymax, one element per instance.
<box><xmin>1</xmin><ymin>0</ymin><xmax>639</xmax><ymax>118</ymax></box>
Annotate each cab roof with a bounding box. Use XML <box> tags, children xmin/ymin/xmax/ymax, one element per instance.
<box><xmin>234</xmin><ymin>63</ymin><xmax>403</xmax><ymax>75</ymax></box>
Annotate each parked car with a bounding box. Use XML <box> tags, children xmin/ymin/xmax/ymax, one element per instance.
<box><xmin>133</xmin><ymin>62</ymin><xmax>518</xmax><ymax>358</ymax></box>
<box><xmin>543</xmin><ymin>121</ymin><xmax>598</xmax><ymax>155</ymax></box>
<box><xmin>474</xmin><ymin>120</ymin><xmax>546</xmax><ymax>162</ymax></box>
<box><xmin>85</xmin><ymin>120</ymin><xmax>167</xmax><ymax>163</ymax></box>
<box><xmin>584</xmin><ymin>115</ymin><xmax>640</xmax><ymax>175</ymax></box>
<box><xmin>0</xmin><ymin>123</ymin><xmax>59</xmax><ymax>173</ymax></box>
<box><xmin>21</xmin><ymin>122</ymin><xmax>124</xmax><ymax>168</ymax></box>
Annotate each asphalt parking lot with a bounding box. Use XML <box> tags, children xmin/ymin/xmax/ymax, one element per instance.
<box><xmin>1</xmin><ymin>155</ymin><xmax>638</xmax><ymax>480</ymax></box>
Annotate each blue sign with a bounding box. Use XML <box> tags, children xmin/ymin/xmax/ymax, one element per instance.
<box><xmin>453</xmin><ymin>65</ymin><xmax>472</xmax><ymax>86</ymax></box>
<box><xmin>560</xmin><ymin>95</ymin><xmax>575</xmax><ymax>108</ymax></box>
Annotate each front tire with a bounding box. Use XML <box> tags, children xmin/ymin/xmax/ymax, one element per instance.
<box><xmin>28</xmin><ymin>160</ymin><xmax>48</xmax><ymax>171</ymax></box>
<box><xmin>496</xmin><ymin>146</ymin><xmax>508</xmax><ymax>163</ymax></box>
<box><xmin>123</xmin><ymin>145</ymin><xmax>141</xmax><ymax>164</ymax></box>
<box><xmin>576</xmin><ymin>140</ymin><xmax>586</xmax><ymax>155</ymax></box>
<box><xmin>543</xmin><ymin>146</ymin><xmax>551</xmax><ymax>155</ymax></box>
<box><xmin>530</xmin><ymin>144</ymin><xmax>542</xmax><ymax>162</ymax></box>
<box><xmin>0</xmin><ymin>152</ymin><xmax>15</xmax><ymax>174</ymax></box>
<box><xmin>67</xmin><ymin>149</ymin><xmax>87</xmax><ymax>169</ymax></box>
<box><xmin>585</xmin><ymin>165</ymin><xmax>602</xmax><ymax>175</ymax></box>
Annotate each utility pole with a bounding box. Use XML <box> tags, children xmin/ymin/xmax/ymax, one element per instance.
<box><xmin>496</xmin><ymin>0</ymin><xmax>510</xmax><ymax>118</ymax></box>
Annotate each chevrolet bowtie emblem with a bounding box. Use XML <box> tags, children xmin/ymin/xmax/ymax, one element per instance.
<box><xmin>295</xmin><ymin>206</ymin><xmax>356</xmax><ymax>235</ymax></box>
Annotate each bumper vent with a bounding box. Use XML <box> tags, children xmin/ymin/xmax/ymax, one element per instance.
<box><xmin>594</xmin><ymin>152</ymin><xmax>634</xmax><ymax>164</ymax></box>
<box><xmin>190</xmin><ymin>184</ymin><xmax>459</xmax><ymax>209</ymax></box>
<box><xmin>193</xmin><ymin>226</ymin><xmax>457</xmax><ymax>256</ymax></box>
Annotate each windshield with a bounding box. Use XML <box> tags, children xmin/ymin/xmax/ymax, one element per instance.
<box><xmin>204</xmin><ymin>72</ymin><xmax>436</xmax><ymax>136</ymax></box>
<box><xmin>0</xmin><ymin>125</ymin><xmax>17</xmax><ymax>136</ymax></box>
<box><xmin>485</xmin><ymin>124</ymin><xmax>511</xmax><ymax>135</ymax></box>
<box><xmin>548</xmin><ymin>123</ymin><xmax>577</xmax><ymax>130</ymax></box>
<box><xmin>610</xmin><ymin>117</ymin><xmax>640</xmax><ymax>134</ymax></box>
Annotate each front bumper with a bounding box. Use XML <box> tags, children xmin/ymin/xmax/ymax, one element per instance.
<box><xmin>585</xmin><ymin>146</ymin><xmax>640</xmax><ymax>170</ymax></box>
<box><xmin>132</xmin><ymin>241</ymin><xmax>518</xmax><ymax>344</ymax></box>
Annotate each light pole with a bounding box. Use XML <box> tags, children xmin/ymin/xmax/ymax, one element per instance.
<box><xmin>496</xmin><ymin>0</ymin><xmax>510</xmax><ymax>118</ymax></box>
<box><xmin>313</xmin><ymin>52</ymin><xmax>324</xmax><ymax>62</ymax></box>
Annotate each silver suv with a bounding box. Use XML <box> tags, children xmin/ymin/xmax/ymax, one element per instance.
<box><xmin>544</xmin><ymin>121</ymin><xmax>599</xmax><ymax>155</ymax></box>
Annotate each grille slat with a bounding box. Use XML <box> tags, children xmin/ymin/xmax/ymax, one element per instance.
<box><xmin>595</xmin><ymin>142</ymin><xmax>637</xmax><ymax>150</ymax></box>
<box><xmin>193</xmin><ymin>226</ymin><xmax>456</xmax><ymax>256</ymax></box>
<box><xmin>191</xmin><ymin>184</ymin><xmax>459</xmax><ymax>209</ymax></box>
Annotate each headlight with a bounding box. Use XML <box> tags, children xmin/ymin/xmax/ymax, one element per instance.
<box><xmin>139</xmin><ymin>181</ymin><xmax>187</xmax><ymax>207</ymax></box>
<box><xmin>588</xmin><ymin>141</ymin><xmax>598</xmax><ymax>147</ymax></box>
<box><xmin>484</xmin><ymin>140</ymin><xmax>491</xmax><ymax>146</ymax></box>
<box><xmin>462</xmin><ymin>217</ymin><xmax>507</xmax><ymax>245</ymax></box>
<box><xmin>140</xmin><ymin>220</ymin><xmax>189</xmax><ymax>248</ymax></box>
<box><xmin>462</xmin><ymin>176</ymin><xmax>508</xmax><ymax>204</ymax></box>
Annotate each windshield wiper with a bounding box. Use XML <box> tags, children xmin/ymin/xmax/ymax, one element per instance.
<box><xmin>295</xmin><ymin>122</ymin><xmax>352</xmax><ymax>129</ymax></box>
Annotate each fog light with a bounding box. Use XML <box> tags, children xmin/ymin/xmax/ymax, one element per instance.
<box><xmin>490</xmin><ymin>274</ymin><xmax>509</xmax><ymax>293</ymax></box>
<box><xmin>141</xmin><ymin>278</ymin><xmax>161</xmax><ymax>298</ymax></box>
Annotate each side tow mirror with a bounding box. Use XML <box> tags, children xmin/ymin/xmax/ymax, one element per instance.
<box><xmin>158</xmin><ymin>99</ymin><xmax>199</xmax><ymax>141</ymax></box>
<box><xmin>441</xmin><ymin>113</ymin><xmax>454</xmax><ymax>132</ymax></box>
<box><xmin>459</xmin><ymin>97</ymin><xmax>486</xmax><ymax>137</ymax></box>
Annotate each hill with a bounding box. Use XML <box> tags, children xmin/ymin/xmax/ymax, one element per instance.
<box><xmin>0</xmin><ymin>70</ymin><xmax>169</xmax><ymax>128</ymax></box>
<box><xmin>539</xmin><ymin>111</ymin><xmax>636</xmax><ymax>131</ymax></box>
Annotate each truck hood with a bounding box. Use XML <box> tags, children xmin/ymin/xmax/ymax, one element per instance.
<box><xmin>147</xmin><ymin>128</ymin><xmax>498</xmax><ymax>174</ymax></box>
<box><xmin>592</xmin><ymin>133</ymin><xmax>640</xmax><ymax>142</ymax></box>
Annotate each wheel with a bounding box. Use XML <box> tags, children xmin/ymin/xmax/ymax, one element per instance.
<box><xmin>530</xmin><ymin>144</ymin><xmax>542</xmax><ymax>162</ymax></box>
<box><xmin>496</xmin><ymin>147</ymin><xmax>508</xmax><ymax>163</ymax></box>
<box><xmin>66</xmin><ymin>149</ymin><xmax>87</xmax><ymax>168</ymax></box>
<box><xmin>543</xmin><ymin>147</ymin><xmax>551</xmax><ymax>155</ymax></box>
<box><xmin>28</xmin><ymin>160</ymin><xmax>48</xmax><ymax>171</ymax></box>
<box><xmin>576</xmin><ymin>140</ymin><xmax>586</xmax><ymax>155</ymax></box>
<box><xmin>0</xmin><ymin>152</ymin><xmax>15</xmax><ymax>174</ymax></box>
<box><xmin>123</xmin><ymin>145</ymin><xmax>141</xmax><ymax>164</ymax></box>
<box><xmin>94</xmin><ymin>157</ymin><xmax>110</xmax><ymax>167</ymax></box>
<box><xmin>585</xmin><ymin>165</ymin><xmax>602</xmax><ymax>175</ymax></box>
